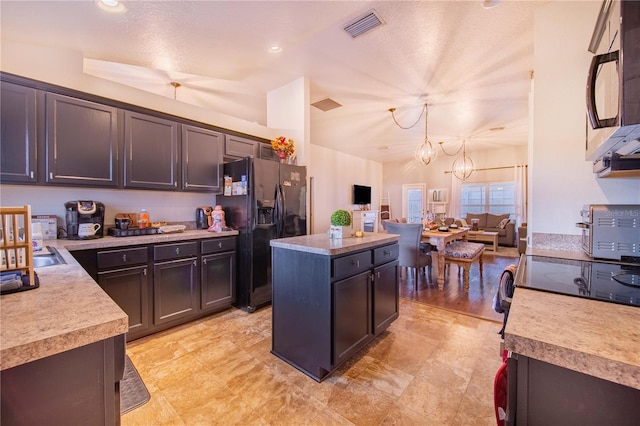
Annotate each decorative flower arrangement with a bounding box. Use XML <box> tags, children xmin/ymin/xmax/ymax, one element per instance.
<box><xmin>271</xmin><ymin>136</ymin><xmax>295</xmax><ymax>160</ymax></box>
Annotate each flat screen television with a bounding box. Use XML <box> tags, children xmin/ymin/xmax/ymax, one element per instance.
<box><xmin>353</xmin><ymin>185</ymin><xmax>372</xmax><ymax>205</ymax></box>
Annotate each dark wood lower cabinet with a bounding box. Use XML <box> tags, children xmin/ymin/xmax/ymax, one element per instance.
<box><xmin>98</xmin><ymin>265</ymin><xmax>149</xmax><ymax>334</ymax></box>
<box><xmin>373</xmin><ymin>260</ymin><xmax>399</xmax><ymax>335</ymax></box>
<box><xmin>507</xmin><ymin>355</ymin><xmax>640</xmax><ymax>425</ymax></box>
<box><xmin>1</xmin><ymin>334</ymin><xmax>125</xmax><ymax>426</ymax></box>
<box><xmin>153</xmin><ymin>257</ymin><xmax>198</xmax><ymax>325</ymax></box>
<box><xmin>72</xmin><ymin>236</ymin><xmax>236</xmax><ymax>342</ymax></box>
<box><xmin>333</xmin><ymin>271</ymin><xmax>372</xmax><ymax>366</ymax></box>
<box><xmin>272</xmin><ymin>241</ymin><xmax>399</xmax><ymax>382</ymax></box>
<box><xmin>201</xmin><ymin>251</ymin><xmax>235</xmax><ymax>312</ymax></box>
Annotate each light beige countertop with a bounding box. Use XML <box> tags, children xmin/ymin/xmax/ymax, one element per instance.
<box><xmin>505</xmin><ymin>249</ymin><xmax>640</xmax><ymax>390</ymax></box>
<box><xmin>270</xmin><ymin>232</ymin><xmax>399</xmax><ymax>256</ymax></box>
<box><xmin>0</xmin><ymin>229</ymin><xmax>238</xmax><ymax>371</ymax></box>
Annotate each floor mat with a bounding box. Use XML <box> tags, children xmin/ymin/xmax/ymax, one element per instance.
<box><xmin>121</xmin><ymin>355</ymin><xmax>150</xmax><ymax>415</ymax></box>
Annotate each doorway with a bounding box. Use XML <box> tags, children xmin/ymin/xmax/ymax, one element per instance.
<box><xmin>401</xmin><ymin>183</ymin><xmax>425</xmax><ymax>224</ymax></box>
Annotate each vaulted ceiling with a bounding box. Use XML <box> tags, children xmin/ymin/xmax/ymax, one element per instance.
<box><xmin>0</xmin><ymin>1</ymin><xmax>541</xmax><ymax>163</ymax></box>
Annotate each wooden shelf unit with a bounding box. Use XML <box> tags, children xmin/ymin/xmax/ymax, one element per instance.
<box><xmin>1</xmin><ymin>205</ymin><xmax>35</xmax><ymax>286</ymax></box>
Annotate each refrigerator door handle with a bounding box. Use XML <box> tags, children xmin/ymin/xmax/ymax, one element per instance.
<box><xmin>275</xmin><ymin>184</ymin><xmax>284</xmax><ymax>238</ymax></box>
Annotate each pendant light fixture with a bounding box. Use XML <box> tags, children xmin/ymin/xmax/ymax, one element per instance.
<box><xmin>170</xmin><ymin>81</ymin><xmax>181</xmax><ymax>100</ymax></box>
<box><xmin>388</xmin><ymin>102</ymin><xmax>475</xmax><ymax>180</ymax></box>
<box><xmin>389</xmin><ymin>103</ymin><xmax>475</xmax><ymax>181</ymax></box>
<box><xmin>449</xmin><ymin>140</ymin><xmax>475</xmax><ymax>181</ymax></box>
<box><xmin>388</xmin><ymin>103</ymin><xmax>438</xmax><ymax>165</ymax></box>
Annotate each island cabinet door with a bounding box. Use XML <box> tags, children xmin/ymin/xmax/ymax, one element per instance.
<box><xmin>372</xmin><ymin>259</ymin><xmax>399</xmax><ymax>335</ymax></box>
<box><xmin>333</xmin><ymin>270</ymin><xmax>372</xmax><ymax>368</ymax></box>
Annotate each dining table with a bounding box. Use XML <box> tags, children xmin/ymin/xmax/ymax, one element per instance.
<box><xmin>421</xmin><ymin>227</ymin><xmax>469</xmax><ymax>288</ymax></box>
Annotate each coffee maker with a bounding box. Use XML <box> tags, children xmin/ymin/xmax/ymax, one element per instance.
<box><xmin>65</xmin><ymin>200</ymin><xmax>105</xmax><ymax>239</ymax></box>
<box><xmin>196</xmin><ymin>206</ymin><xmax>213</xmax><ymax>229</ymax></box>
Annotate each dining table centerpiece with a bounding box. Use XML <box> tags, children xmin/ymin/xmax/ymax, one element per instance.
<box><xmin>271</xmin><ymin>136</ymin><xmax>295</xmax><ymax>162</ymax></box>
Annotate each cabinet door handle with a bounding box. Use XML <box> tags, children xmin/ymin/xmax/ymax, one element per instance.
<box><xmin>175</xmin><ymin>247</ymin><xmax>180</xmax><ymax>255</ymax></box>
<box><xmin>218</xmin><ymin>242</ymin><xmax>223</xmax><ymax>248</ymax></box>
<box><xmin>49</xmin><ymin>172</ymin><xmax>53</xmax><ymax>179</ymax></box>
<box><xmin>193</xmin><ymin>260</ymin><xmax>197</xmax><ymax>267</ymax></box>
<box><xmin>122</xmin><ymin>254</ymin><xmax>127</xmax><ymax>262</ymax></box>
<box><xmin>30</xmin><ymin>171</ymin><xmax>34</xmax><ymax>178</ymax></box>
<box><xmin>185</xmin><ymin>182</ymin><xmax>189</xmax><ymax>188</ymax></box>
<box><xmin>203</xmin><ymin>258</ymin><xmax>207</xmax><ymax>265</ymax></box>
<box><xmin>384</xmin><ymin>250</ymin><xmax>390</xmax><ymax>256</ymax></box>
<box><xmin>355</xmin><ymin>260</ymin><xmax>360</xmax><ymax>268</ymax></box>
<box><xmin>376</xmin><ymin>272</ymin><xmax>381</xmax><ymax>279</ymax></box>
<box><xmin>143</xmin><ymin>268</ymin><xmax>147</xmax><ymax>276</ymax></box>
<box><xmin>174</xmin><ymin>181</ymin><xmax>177</xmax><ymax>187</ymax></box>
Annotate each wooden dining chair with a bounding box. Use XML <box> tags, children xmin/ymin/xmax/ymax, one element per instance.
<box><xmin>383</xmin><ymin>222</ymin><xmax>432</xmax><ymax>289</ymax></box>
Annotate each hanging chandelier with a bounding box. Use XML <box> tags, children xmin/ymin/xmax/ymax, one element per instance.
<box><xmin>388</xmin><ymin>103</ymin><xmax>475</xmax><ymax>180</ymax></box>
<box><xmin>388</xmin><ymin>103</ymin><xmax>438</xmax><ymax>165</ymax></box>
<box><xmin>448</xmin><ymin>140</ymin><xmax>475</xmax><ymax>181</ymax></box>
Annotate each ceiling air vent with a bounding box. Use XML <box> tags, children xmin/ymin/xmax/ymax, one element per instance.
<box><xmin>343</xmin><ymin>9</ymin><xmax>384</xmax><ymax>38</ymax></box>
<box><xmin>311</xmin><ymin>98</ymin><xmax>342</xmax><ymax>112</ymax></box>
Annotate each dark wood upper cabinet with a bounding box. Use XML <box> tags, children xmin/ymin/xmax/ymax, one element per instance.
<box><xmin>181</xmin><ymin>125</ymin><xmax>223</xmax><ymax>192</ymax></box>
<box><xmin>224</xmin><ymin>134</ymin><xmax>260</xmax><ymax>161</ymax></box>
<box><xmin>0</xmin><ymin>81</ymin><xmax>38</xmax><ymax>183</ymax></box>
<box><xmin>45</xmin><ymin>93</ymin><xmax>118</xmax><ymax>187</ymax></box>
<box><xmin>259</xmin><ymin>143</ymin><xmax>280</xmax><ymax>162</ymax></box>
<box><xmin>124</xmin><ymin>111</ymin><xmax>179</xmax><ymax>190</ymax></box>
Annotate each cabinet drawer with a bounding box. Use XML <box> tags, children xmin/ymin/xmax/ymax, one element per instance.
<box><xmin>97</xmin><ymin>247</ymin><xmax>148</xmax><ymax>270</ymax></box>
<box><xmin>332</xmin><ymin>251</ymin><xmax>372</xmax><ymax>281</ymax></box>
<box><xmin>201</xmin><ymin>237</ymin><xmax>236</xmax><ymax>255</ymax></box>
<box><xmin>154</xmin><ymin>242</ymin><xmax>198</xmax><ymax>261</ymax></box>
<box><xmin>373</xmin><ymin>244</ymin><xmax>399</xmax><ymax>266</ymax></box>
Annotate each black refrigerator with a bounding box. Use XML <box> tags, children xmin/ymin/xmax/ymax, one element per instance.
<box><xmin>221</xmin><ymin>157</ymin><xmax>307</xmax><ymax>312</ymax></box>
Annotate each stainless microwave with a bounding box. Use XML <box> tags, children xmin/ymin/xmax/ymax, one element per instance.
<box><xmin>586</xmin><ymin>0</ymin><xmax>640</xmax><ymax>177</ymax></box>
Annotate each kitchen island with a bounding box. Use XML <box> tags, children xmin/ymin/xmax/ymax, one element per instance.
<box><xmin>0</xmin><ymin>229</ymin><xmax>237</xmax><ymax>424</ymax></box>
<box><xmin>270</xmin><ymin>232</ymin><xmax>399</xmax><ymax>382</ymax></box>
<box><xmin>504</xmin><ymin>248</ymin><xmax>640</xmax><ymax>424</ymax></box>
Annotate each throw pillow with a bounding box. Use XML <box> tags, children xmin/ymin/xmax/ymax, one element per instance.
<box><xmin>459</xmin><ymin>218</ymin><xmax>468</xmax><ymax>227</ymax></box>
<box><xmin>498</xmin><ymin>218</ymin><xmax>510</xmax><ymax>229</ymax></box>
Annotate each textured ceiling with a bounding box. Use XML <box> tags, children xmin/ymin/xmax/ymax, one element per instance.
<box><xmin>0</xmin><ymin>0</ymin><xmax>540</xmax><ymax>163</ymax></box>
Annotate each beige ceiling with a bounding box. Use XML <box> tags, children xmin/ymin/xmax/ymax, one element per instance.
<box><xmin>0</xmin><ymin>0</ymin><xmax>541</xmax><ymax>163</ymax></box>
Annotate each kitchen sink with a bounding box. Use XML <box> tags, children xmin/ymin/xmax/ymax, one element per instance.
<box><xmin>32</xmin><ymin>247</ymin><xmax>66</xmax><ymax>267</ymax></box>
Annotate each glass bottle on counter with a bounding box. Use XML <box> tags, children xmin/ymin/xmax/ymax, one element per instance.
<box><xmin>139</xmin><ymin>209</ymin><xmax>150</xmax><ymax>228</ymax></box>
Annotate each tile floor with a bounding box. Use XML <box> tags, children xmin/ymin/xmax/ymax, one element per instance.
<box><xmin>123</xmin><ymin>299</ymin><xmax>504</xmax><ymax>425</ymax></box>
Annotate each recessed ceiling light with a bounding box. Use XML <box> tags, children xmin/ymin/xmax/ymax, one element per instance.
<box><xmin>268</xmin><ymin>45</ymin><xmax>282</xmax><ymax>53</ymax></box>
<box><xmin>97</xmin><ymin>0</ymin><xmax>126</xmax><ymax>13</ymax></box>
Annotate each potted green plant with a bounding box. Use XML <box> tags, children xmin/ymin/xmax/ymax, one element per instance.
<box><xmin>329</xmin><ymin>209</ymin><xmax>352</xmax><ymax>239</ymax></box>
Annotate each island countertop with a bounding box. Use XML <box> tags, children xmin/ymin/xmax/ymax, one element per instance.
<box><xmin>0</xmin><ymin>229</ymin><xmax>238</xmax><ymax>370</ymax></box>
<box><xmin>270</xmin><ymin>232</ymin><xmax>399</xmax><ymax>256</ymax></box>
<box><xmin>504</xmin><ymin>248</ymin><xmax>640</xmax><ymax>390</ymax></box>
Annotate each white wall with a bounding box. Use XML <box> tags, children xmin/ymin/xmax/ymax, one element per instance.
<box><xmin>309</xmin><ymin>145</ymin><xmax>383</xmax><ymax>234</ymax></box>
<box><xmin>0</xmin><ymin>185</ymin><xmax>214</xmax><ymax>229</ymax></box>
<box><xmin>1</xmin><ymin>40</ymin><xmax>273</xmax><ymax>140</ymax></box>
<box><xmin>531</xmin><ymin>1</ymin><xmax>640</xmax><ymax>238</ymax></box>
<box><xmin>382</xmin><ymin>145</ymin><xmax>527</xmax><ymax>221</ymax></box>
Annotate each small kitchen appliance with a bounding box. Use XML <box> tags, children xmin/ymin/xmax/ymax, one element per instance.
<box><xmin>196</xmin><ymin>206</ymin><xmax>213</xmax><ymax>229</ymax></box>
<box><xmin>586</xmin><ymin>0</ymin><xmax>640</xmax><ymax>177</ymax></box>
<box><xmin>576</xmin><ymin>204</ymin><xmax>640</xmax><ymax>262</ymax></box>
<box><xmin>64</xmin><ymin>200</ymin><xmax>105</xmax><ymax>239</ymax></box>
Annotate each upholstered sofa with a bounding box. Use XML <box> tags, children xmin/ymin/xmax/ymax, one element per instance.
<box><xmin>456</xmin><ymin>213</ymin><xmax>515</xmax><ymax>247</ymax></box>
